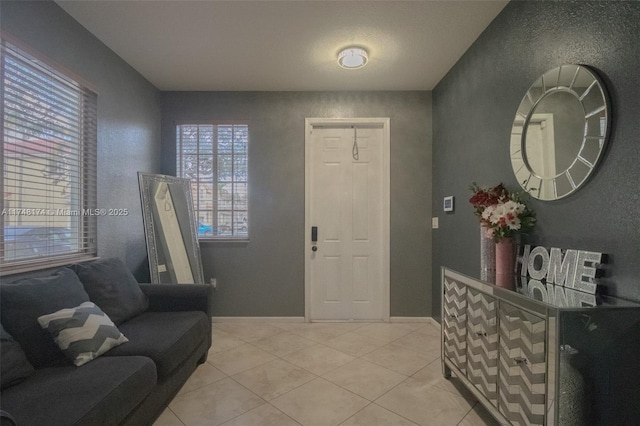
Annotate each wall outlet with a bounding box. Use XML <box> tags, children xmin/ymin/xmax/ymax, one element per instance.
<box><xmin>210</xmin><ymin>278</ymin><xmax>217</xmax><ymax>289</ymax></box>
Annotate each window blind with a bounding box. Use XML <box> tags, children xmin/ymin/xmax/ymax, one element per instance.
<box><xmin>1</xmin><ymin>39</ymin><xmax>98</xmax><ymax>274</ymax></box>
<box><xmin>176</xmin><ymin>124</ymin><xmax>249</xmax><ymax>239</ymax></box>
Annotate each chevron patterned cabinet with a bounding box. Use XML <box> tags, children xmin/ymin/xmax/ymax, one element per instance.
<box><xmin>466</xmin><ymin>288</ymin><xmax>498</xmax><ymax>405</ymax></box>
<box><xmin>443</xmin><ymin>277</ymin><xmax>467</xmax><ymax>374</ymax></box>
<box><xmin>441</xmin><ymin>268</ymin><xmax>640</xmax><ymax>426</ymax></box>
<box><xmin>498</xmin><ymin>303</ymin><xmax>546</xmax><ymax>425</ymax></box>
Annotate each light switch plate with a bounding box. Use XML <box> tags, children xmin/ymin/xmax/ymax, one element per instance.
<box><xmin>432</xmin><ymin>217</ymin><xmax>439</xmax><ymax>229</ymax></box>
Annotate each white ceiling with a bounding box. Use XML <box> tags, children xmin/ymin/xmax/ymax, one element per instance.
<box><xmin>55</xmin><ymin>0</ymin><xmax>508</xmax><ymax>91</ymax></box>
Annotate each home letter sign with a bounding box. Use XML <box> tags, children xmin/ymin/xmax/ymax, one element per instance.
<box><xmin>517</xmin><ymin>245</ymin><xmax>602</xmax><ymax>295</ymax></box>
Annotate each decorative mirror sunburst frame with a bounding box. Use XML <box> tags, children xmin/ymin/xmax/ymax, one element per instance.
<box><xmin>510</xmin><ymin>64</ymin><xmax>611</xmax><ymax>201</ymax></box>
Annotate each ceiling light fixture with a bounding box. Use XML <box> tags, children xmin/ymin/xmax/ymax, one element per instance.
<box><xmin>338</xmin><ymin>47</ymin><xmax>368</xmax><ymax>69</ymax></box>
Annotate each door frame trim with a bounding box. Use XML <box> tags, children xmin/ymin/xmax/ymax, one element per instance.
<box><xmin>304</xmin><ymin>117</ymin><xmax>390</xmax><ymax>322</ymax></box>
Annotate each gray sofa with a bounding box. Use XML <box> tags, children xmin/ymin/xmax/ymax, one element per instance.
<box><xmin>0</xmin><ymin>258</ymin><xmax>212</xmax><ymax>426</ymax></box>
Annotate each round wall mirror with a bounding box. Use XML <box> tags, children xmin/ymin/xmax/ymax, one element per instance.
<box><xmin>510</xmin><ymin>64</ymin><xmax>610</xmax><ymax>200</ymax></box>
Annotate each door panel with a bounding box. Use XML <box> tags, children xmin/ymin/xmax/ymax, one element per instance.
<box><xmin>352</xmin><ymin>256</ymin><xmax>370</xmax><ymax>302</ymax></box>
<box><xmin>498</xmin><ymin>302</ymin><xmax>547</xmax><ymax>426</ymax></box>
<box><xmin>323</xmin><ymin>256</ymin><xmax>342</xmax><ymax>302</ymax></box>
<box><xmin>352</xmin><ymin>163</ymin><xmax>369</xmax><ymax>241</ymax></box>
<box><xmin>466</xmin><ymin>288</ymin><xmax>498</xmax><ymax>405</ymax></box>
<box><xmin>443</xmin><ymin>277</ymin><xmax>467</xmax><ymax>374</ymax></box>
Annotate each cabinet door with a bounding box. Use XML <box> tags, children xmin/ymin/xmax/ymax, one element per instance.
<box><xmin>466</xmin><ymin>288</ymin><xmax>498</xmax><ymax>405</ymax></box>
<box><xmin>443</xmin><ymin>277</ymin><xmax>467</xmax><ymax>374</ymax></box>
<box><xmin>498</xmin><ymin>302</ymin><xmax>547</xmax><ymax>426</ymax></box>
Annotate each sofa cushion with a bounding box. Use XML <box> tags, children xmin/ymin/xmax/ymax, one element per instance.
<box><xmin>0</xmin><ymin>356</ymin><xmax>156</xmax><ymax>426</ymax></box>
<box><xmin>0</xmin><ymin>323</ymin><xmax>34</xmax><ymax>390</ymax></box>
<box><xmin>0</xmin><ymin>269</ymin><xmax>90</xmax><ymax>368</ymax></box>
<box><xmin>71</xmin><ymin>258</ymin><xmax>149</xmax><ymax>325</ymax></box>
<box><xmin>38</xmin><ymin>302</ymin><xmax>129</xmax><ymax>367</ymax></box>
<box><xmin>106</xmin><ymin>311</ymin><xmax>209</xmax><ymax>380</ymax></box>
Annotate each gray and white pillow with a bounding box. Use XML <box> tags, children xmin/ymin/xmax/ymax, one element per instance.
<box><xmin>38</xmin><ymin>302</ymin><xmax>128</xmax><ymax>366</ymax></box>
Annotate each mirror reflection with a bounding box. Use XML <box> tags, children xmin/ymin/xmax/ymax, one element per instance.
<box><xmin>138</xmin><ymin>172</ymin><xmax>204</xmax><ymax>284</ymax></box>
<box><xmin>510</xmin><ymin>65</ymin><xmax>610</xmax><ymax>201</ymax></box>
<box><xmin>525</xmin><ymin>91</ymin><xmax>584</xmax><ymax>178</ymax></box>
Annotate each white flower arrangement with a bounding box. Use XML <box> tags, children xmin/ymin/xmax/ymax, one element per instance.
<box><xmin>472</xmin><ymin>186</ymin><xmax>535</xmax><ymax>241</ymax></box>
<box><xmin>482</xmin><ymin>200</ymin><xmax>526</xmax><ymax>229</ymax></box>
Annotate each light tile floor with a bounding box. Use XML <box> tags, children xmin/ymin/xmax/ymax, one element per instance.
<box><xmin>154</xmin><ymin>321</ymin><xmax>500</xmax><ymax>426</ymax></box>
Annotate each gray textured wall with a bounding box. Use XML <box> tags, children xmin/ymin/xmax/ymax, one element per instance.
<box><xmin>432</xmin><ymin>1</ymin><xmax>640</xmax><ymax>320</ymax></box>
<box><xmin>1</xmin><ymin>1</ymin><xmax>161</xmax><ymax>280</ymax></box>
<box><xmin>161</xmin><ymin>92</ymin><xmax>432</xmax><ymax>317</ymax></box>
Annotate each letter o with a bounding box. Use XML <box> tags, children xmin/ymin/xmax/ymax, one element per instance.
<box><xmin>528</xmin><ymin>246</ymin><xmax>550</xmax><ymax>280</ymax></box>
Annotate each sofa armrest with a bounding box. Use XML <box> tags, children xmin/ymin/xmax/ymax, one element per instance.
<box><xmin>138</xmin><ymin>283</ymin><xmax>212</xmax><ymax>319</ymax></box>
<box><xmin>0</xmin><ymin>410</ymin><xmax>18</xmax><ymax>426</ymax></box>
<box><xmin>139</xmin><ymin>283</ymin><xmax>213</xmax><ymax>364</ymax></box>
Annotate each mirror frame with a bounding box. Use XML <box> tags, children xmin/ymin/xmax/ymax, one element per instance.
<box><xmin>138</xmin><ymin>172</ymin><xmax>205</xmax><ymax>284</ymax></box>
<box><xmin>510</xmin><ymin>64</ymin><xmax>611</xmax><ymax>200</ymax></box>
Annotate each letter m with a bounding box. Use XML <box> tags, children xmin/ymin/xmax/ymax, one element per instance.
<box><xmin>547</xmin><ymin>248</ymin><xmax>577</xmax><ymax>287</ymax></box>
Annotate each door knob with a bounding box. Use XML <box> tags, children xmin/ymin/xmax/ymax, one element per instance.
<box><xmin>514</xmin><ymin>356</ymin><xmax>528</xmax><ymax>365</ymax></box>
<box><xmin>312</xmin><ymin>246</ymin><xmax>318</xmax><ymax>252</ymax></box>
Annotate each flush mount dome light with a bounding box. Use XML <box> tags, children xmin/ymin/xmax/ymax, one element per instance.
<box><xmin>338</xmin><ymin>47</ymin><xmax>368</xmax><ymax>69</ymax></box>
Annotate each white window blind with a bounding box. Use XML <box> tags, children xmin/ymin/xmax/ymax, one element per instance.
<box><xmin>176</xmin><ymin>124</ymin><xmax>248</xmax><ymax>239</ymax></box>
<box><xmin>1</xmin><ymin>39</ymin><xmax>98</xmax><ymax>274</ymax></box>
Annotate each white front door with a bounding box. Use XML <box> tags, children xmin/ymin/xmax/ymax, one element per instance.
<box><xmin>305</xmin><ymin>118</ymin><xmax>390</xmax><ymax>321</ymax></box>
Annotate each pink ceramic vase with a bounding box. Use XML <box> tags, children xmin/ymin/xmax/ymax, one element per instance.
<box><xmin>495</xmin><ymin>238</ymin><xmax>515</xmax><ymax>288</ymax></box>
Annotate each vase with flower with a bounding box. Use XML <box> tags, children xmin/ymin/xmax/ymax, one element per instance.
<box><xmin>469</xmin><ymin>183</ymin><xmax>509</xmax><ymax>280</ymax></box>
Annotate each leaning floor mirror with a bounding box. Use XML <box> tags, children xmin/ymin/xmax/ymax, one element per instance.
<box><xmin>138</xmin><ymin>172</ymin><xmax>205</xmax><ymax>284</ymax></box>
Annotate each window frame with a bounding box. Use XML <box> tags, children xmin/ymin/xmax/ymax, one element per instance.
<box><xmin>175</xmin><ymin>122</ymin><xmax>250</xmax><ymax>242</ymax></box>
<box><xmin>0</xmin><ymin>35</ymin><xmax>98</xmax><ymax>275</ymax></box>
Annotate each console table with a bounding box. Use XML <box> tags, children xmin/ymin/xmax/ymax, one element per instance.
<box><xmin>441</xmin><ymin>267</ymin><xmax>640</xmax><ymax>425</ymax></box>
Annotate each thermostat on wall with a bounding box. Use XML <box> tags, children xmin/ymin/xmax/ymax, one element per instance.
<box><xmin>443</xmin><ymin>196</ymin><xmax>454</xmax><ymax>212</ymax></box>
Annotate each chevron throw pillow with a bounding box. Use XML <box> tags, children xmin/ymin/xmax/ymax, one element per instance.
<box><xmin>38</xmin><ymin>302</ymin><xmax>128</xmax><ymax>366</ymax></box>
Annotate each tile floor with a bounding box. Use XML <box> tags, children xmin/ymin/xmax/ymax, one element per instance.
<box><xmin>153</xmin><ymin>321</ymin><xmax>499</xmax><ymax>426</ymax></box>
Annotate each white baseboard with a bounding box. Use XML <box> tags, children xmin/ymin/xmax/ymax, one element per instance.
<box><xmin>212</xmin><ymin>316</ymin><xmax>305</xmax><ymax>323</ymax></box>
<box><xmin>428</xmin><ymin>317</ymin><xmax>442</xmax><ymax>329</ymax></box>
<box><xmin>391</xmin><ymin>317</ymin><xmax>441</xmax><ymax>330</ymax></box>
<box><xmin>389</xmin><ymin>316</ymin><xmax>431</xmax><ymax>323</ymax></box>
<box><xmin>211</xmin><ymin>316</ymin><xmax>439</xmax><ymax>327</ymax></box>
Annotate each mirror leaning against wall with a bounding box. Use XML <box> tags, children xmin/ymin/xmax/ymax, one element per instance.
<box><xmin>138</xmin><ymin>172</ymin><xmax>205</xmax><ymax>284</ymax></box>
<box><xmin>510</xmin><ymin>64</ymin><xmax>611</xmax><ymax>201</ymax></box>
